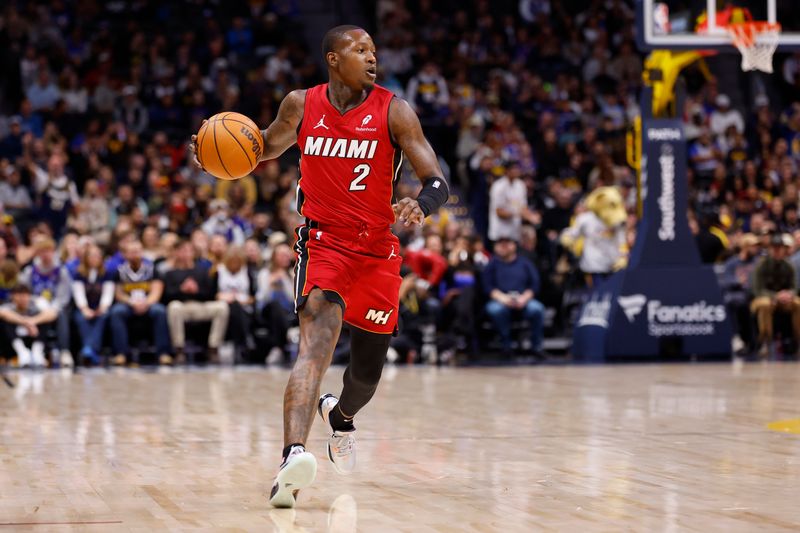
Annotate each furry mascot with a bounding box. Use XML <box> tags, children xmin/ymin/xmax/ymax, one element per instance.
<box><xmin>560</xmin><ymin>186</ymin><xmax>628</xmax><ymax>287</ymax></box>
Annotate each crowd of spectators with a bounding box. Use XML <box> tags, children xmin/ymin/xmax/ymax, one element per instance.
<box><xmin>2</xmin><ymin>0</ymin><xmax>800</xmax><ymax>367</ymax></box>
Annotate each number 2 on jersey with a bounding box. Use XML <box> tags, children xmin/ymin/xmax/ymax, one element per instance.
<box><xmin>349</xmin><ymin>164</ymin><xmax>370</xmax><ymax>191</ymax></box>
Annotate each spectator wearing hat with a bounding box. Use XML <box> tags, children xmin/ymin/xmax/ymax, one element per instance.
<box><xmin>114</xmin><ymin>86</ymin><xmax>149</xmax><ymax>136</ymax></box>
<box><xmin>163</xmin><ymin>239</ymin><xmax>228</xmax><ymax>364</ymax></box>
<box><xmin>0</xmin><ymin>284</ymin><xmax>58</xmax><ymax>367</ymax></box>
<box><xmin>0</xmin><ymin>164</ymin><xmax>33</xmax><ymax>222</ymax></box>
<box><xmin>750</xmin><ymin>233</ymin><xmax>800</xmax><ymax>358</ymax></box>
<box><xmin>710</xmin><ymin>94</ymin><xmax>745</xmax><ymax>137</ymax></box>
<box><xmin>482</xmin><ymin>237</ymin><xmax>545</xmax><ymax>356</ymax></box>
<box><xmin>17</xmin><ymin>236</ymin><xmax>73</xmax><ymax>367</ymax></box>
<box><xmin>488</xmin><ymin>161</ymin><xmax>536</xmax><ymax>243</ymax></box>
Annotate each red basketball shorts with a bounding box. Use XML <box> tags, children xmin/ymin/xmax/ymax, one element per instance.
<box><xmin>293</xmin><ymin>219</ymin><xmax>402</xmax><ymax>334</ymax></box>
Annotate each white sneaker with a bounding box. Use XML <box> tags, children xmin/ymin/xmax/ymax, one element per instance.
<box><xmin>758</xmin><ymin>342</ymin><xmax>770</xmax><ymax>359</ymax></box>
<box><xmin>32</xmin><ymin>342</ymin><xmax>47</xmax><ymax>368</ymax></box>
<box><xmin>318</xmin><ymin>394</ymin><xmax>356</xmax><ymax>475</ymax></box>
<box><xmin>13</xmin><ymin>339</ymin><xmax>32</xmax><ymax>368</ymax></box>
<box><xmin>385</xmin><ymin>346</ymin><xmax>399</xmax><ymax>364</ymax></box>
<box><xmin>218</xmin><ymin>342</ymin><xmax>235</xmax><ymax>364</ymax></box>
<box><xmin>266</xmin><ymin>347</ymin><xmax>283</xmax><ymax>365</ymax></box>
<box><xmin>268</xmin><ymin>445</ymin><xmax>317</xmax><ymax>508</ymax></box>
<box><xmin>732</xmin><ymin>335</ymin><xmax>745</xmax><ymax>354</ymax></box>
<box><xmin>60</xmin><ymin>350</ymin><xmax>74</xmax><ymax>368</ymax></box>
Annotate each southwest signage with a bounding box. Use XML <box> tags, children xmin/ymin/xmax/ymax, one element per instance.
<box><xmin>573</xmin><ymin>118</ymin><xmax>732</xmax><ymax>361</ymax></box>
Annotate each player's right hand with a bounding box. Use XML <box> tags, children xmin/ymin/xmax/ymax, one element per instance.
<box><xmin>392</xmin><ymin>197</ymin><xmax>425</xmax><ymax>226</ymax></box>
<box><xmin>189</xmin><ymin>120</ymin><xmax>207</xmax><ymax>171</ymax></box>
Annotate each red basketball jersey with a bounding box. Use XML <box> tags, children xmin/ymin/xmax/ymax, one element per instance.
<box><xmin>296</xmin><ymin>83</ymin><xmax>402</xmax><ymax>228</ymax></box>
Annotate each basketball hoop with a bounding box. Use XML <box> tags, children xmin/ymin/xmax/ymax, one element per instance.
<box><xmin>727</xmin><ymin>21</ymin><xmax>781</xmax><ymax>73</ymax></box>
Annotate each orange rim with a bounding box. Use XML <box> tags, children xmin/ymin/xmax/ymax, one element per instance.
<box><xmin>727</xmin><ymin>22</ymin><xmax>781</xmax><ymax>48</ymax></box>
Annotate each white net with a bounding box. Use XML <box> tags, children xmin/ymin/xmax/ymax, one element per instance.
<box><xmin>728</xmin><ymin>22</ymin><xmax>781</xmax><ymax>74</ymax></box>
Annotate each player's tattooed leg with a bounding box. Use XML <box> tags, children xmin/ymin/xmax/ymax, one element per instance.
<box><xmin>283</xmin><ymin>288</ymin><xmax>343</xmax><ymax>446</ymax></box>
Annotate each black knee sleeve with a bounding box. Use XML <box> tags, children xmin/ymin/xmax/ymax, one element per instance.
<box><xmin>336</xmin><ymin>327</ymin><xmax>390</xmax><ymax>420</ymax></box>
<box><xmin>348</xmin><ymin>328</ymin><xmax>389</xmax><ymax>383</ymax></box>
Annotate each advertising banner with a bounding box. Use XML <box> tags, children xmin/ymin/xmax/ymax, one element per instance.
<box><xmin>572</xmin><ymin>118</ymin><xmax>732</xmax><ymax>361</ymax></box>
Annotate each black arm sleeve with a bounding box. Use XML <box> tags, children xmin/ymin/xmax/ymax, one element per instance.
<box><xmin>415</xmin><ymin>176</ymin><xmax>449</xmax><ymax>217</ymax></box>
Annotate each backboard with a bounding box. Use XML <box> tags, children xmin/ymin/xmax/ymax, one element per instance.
<box><xmin>636</xmin><ymin>0</ymin><xmax>800</xmax><ymax>51</ymax></box>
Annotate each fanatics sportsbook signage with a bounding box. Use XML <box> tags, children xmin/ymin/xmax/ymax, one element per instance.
<box><xmin>573</xmin><ymin>118</ymin><xmax>732</xmax><ymax>361</ymax></box>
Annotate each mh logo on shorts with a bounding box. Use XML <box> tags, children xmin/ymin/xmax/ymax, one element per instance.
<box><xmin>365</xmin><ymin>308</ymin><xmax>393</xmax><ymax>325</ymax></box>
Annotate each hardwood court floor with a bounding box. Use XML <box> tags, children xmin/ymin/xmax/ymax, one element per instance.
<box><xmin>1</xmin><ymin>362</ymin><xmax>800</xmax><ymax>532</ymax></box>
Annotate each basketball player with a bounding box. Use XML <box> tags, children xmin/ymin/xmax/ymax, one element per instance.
<box><xmin>190</xmin><ymin>25</ymin><xmax>448</xmax><ymax>508</ymax></box>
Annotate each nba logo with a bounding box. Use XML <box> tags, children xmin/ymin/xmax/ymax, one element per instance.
<box><xmin>654</xmin><ymin>2</ymin><xmax>670</xmax><ymax>35</ymax></box>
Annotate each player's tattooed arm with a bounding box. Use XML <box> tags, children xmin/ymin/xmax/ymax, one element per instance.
<box><xmin>388</xmin><ymin>97</ymin><xmax>447</xmax><ymax>226</ymax></box>
<box><xmin>188</xmin><ymin>90</ymin><xmax>305</xmax><ymax>170</ymax></box>
<box><xmin>260</xmin><ymin>89</ymin><xmax>306</xmax><ymax>162</ymax></box>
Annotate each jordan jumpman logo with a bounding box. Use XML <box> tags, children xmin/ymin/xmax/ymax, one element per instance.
<box><xmin>388</xmin><ymin>245</ymin><xmax>397</xmax><ymax>260</ymax></box>
<box><xmin>313</xmin><ymin>114</ymin><xmax>330</xmax><ymax>130</ymax></box>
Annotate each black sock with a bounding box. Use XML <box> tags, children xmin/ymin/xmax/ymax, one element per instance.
<box><xmin>329</xmin><ymin>405</ymin><xmax>355</xmax><ymax>432</ymax></box>
<box><xmin>282</xmin><ymin>442</ymin><xmax>304</xmax><ymax>460</ymax></box>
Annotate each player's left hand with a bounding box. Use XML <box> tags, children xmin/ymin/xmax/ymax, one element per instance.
<box><xmin>392</xmin><ymin>197</ymin><xmax>425</xmax><ymax>226</ymax></box>
<box><xmin>189</xmin><ymin>120</ymin><xmax>208</xmax><ymax>171</ymax></box>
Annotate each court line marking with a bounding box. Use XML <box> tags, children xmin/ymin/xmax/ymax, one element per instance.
<box><xmin>0</xmin><ymin>430</ymin><xmax>773</xmax><ymax>447</ymax></box>
<box><xmin>0</xmin><ymin>521</ymin><xmax>123</xmax><ymax>527</ymax></box>
<box><xmin>766</xmin><ymin>419</ymin><xmax>800</xmax><ymax>434</ymax></box>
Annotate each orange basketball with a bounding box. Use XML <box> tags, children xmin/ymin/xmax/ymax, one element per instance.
<box><xmin>196</xmin><ymin>112</ymin><xmax>263</xmax><ymax>180</ymax></box>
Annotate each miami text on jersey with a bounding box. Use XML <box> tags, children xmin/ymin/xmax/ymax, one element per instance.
<box><xmin>303</xmin><ymin>136</ymin><xmax>379</xmax><ymax>159</ymax></box>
